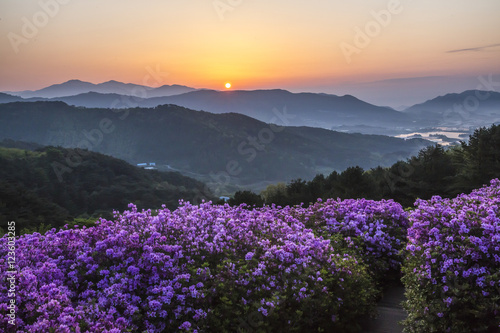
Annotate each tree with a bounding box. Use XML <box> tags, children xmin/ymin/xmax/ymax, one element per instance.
<box><xmin>228</xmin><ymin>191</ymin><xmax>264</xmax><ymax>207</ymax></box>
<box><xmin>460</xmin><ymin>124</ymin><xmax>500</xmax><ymax>186</ymax></box>
<box><xmin>287</xmin><ymin>179</ymin><xmax>311</xmax><ymax>206</ymax></box>
<box><xmin>261</xmin><ymin>183</ymin><xmax>288</xmax><ymax>206</ymax></box>
<box><xmin>338</xmin><ymin>166</ymin><xmax>376</xmax><ymax>199</ymax></box>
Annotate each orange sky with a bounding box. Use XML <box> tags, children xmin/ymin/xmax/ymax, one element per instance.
<box><xmin>1</xmin><ymin>0</ymin><xmax>499</xmax><ymax>103</ymax></box>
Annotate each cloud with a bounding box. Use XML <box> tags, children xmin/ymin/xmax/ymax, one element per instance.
<box><xmin>447</xmin><ymin>43</ymin><xmax>500</xmax><ymax>53</ymax></box>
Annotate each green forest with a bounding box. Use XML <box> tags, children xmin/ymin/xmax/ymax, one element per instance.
<box><xmin>0</xmin><ymin>140</ymin><xmax>214</xmax><ymax>234</ymax></box>
<box><xmin>229</xmin><ymin>124</ymin><xmax>500</xmax><ymax>208</ymax></box>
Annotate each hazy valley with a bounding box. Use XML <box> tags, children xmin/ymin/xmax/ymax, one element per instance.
<box><xmin>0</xmin><ymin>99</ymin><xmax>430</xmax><ymax>195</ymax></box>
<box><xmin>4</xmin><ymin>80</ymin><xmax>500</xmax><ymax>140</ymax></box>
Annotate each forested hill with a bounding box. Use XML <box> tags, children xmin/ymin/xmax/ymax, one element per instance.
<box><xmin>0</xmin><ymin>143</ymin><xmax>214</xmax><ymax>233</ymax></box>
<box><xmin>0</xmin><ymin>101</ymin><xmax>430</xmax><ymax>193</ymax></box>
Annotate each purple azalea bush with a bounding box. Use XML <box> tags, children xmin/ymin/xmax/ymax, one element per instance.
<box><xmin>293</xmin><ymin>198</ymin><xmax>410</xmax><ymax>280</ymax></box>
<box><xmin>403</xmin><ymin>179</ymin><xmax>500</xmax><ymax>332</ymax></box>
<box><xmin>1</xmin><ymin>202</ymin><xmax>378</xmax><ymax>332</ymax></box>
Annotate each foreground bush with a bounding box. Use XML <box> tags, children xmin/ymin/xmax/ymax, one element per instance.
<box><xmin>403</xmin><ymin>179</ymin><xmax>500</xmax><ymax>333</ymax></box>
<box><xmin>0</xmin><ymin>202</ymin><xmax>376</xmax><ymax>332</ymax></box>
<box><xmin>294</xmin><ymin>198</ymin><xmax>409</xmax><ymax>281</ymax></box>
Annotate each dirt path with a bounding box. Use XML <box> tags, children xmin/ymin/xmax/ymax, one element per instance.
<box><xmin>362</xmin><ymin>285</ymin><xmax>407</xmax><ymax>333</ymax></box>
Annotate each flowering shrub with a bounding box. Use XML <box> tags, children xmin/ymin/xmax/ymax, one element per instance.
<box><xmin>0</xmin><ymin>202</ymin><xmax>377</xmax><ymax>332</ymax></box>
<box><xmin>403</xmin><ymin>179</ymin><xmax>500</xmax><ymax>333</ymax></box>
<box><xmin>293</xmin><ymin>198</ymin><xmax>409</xmax><ymax>280</ymax></box>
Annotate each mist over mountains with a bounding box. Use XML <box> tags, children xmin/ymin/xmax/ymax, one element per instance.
<box><xmin>2</xmin><ymin>82</ymin><xmax>409</xmax><ymax>133</ymax></box>
<box><xmin>3</xmin><ymin>80</ymin><xmax>500</xmax><ymax>136</ymax></box>
<box><xmin>0</xmin><ymin>101</ymin><xmax>430</xmax><ymax>194</ymax></box>
<box><xmin>2</xmin><ymin>80</ymin><xmax>500</xmax><ymax>193</ymax></box>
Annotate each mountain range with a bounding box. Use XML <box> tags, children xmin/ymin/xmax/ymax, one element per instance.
<box><xmin>0</xmin><ymin>89</ymin><xmax>409</xmax><ymax>134</ymax></box>
<box><xmin>2</xmin><ymin>80</ymin><xmax>499</xmax><ymax>195</ymax></box>
<box><xmin>403</xmin><ymin>90</ymin><xmax>500</xmax><ymax>128</ymax></box>
<box><xmin>3</xmin><ymin>80</ymin><xmax>500</xmax><ymax>135</ymax></box>
<box><xmin>0</xmin><ymin>101</ymin><xmax>431</xmax><ymax>194</ymax></box>
<box><xmin>4</xmin><ymin>79</ymin><xmax>196</xmax><ymax>99</ymax></box>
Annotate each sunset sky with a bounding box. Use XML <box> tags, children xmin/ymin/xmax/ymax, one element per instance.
<box><xmin>1</xmin><ymin>0</ymin><xmax>499</xmax><ymax>106</ymax></box>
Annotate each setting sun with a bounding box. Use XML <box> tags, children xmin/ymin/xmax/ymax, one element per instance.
<box><xmin>225</xmin><ymin>83</ymin><xmax>232</xmax><ymax>89</ymax></box>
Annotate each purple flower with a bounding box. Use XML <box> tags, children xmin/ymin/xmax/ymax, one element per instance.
<box><xmin>179</xmin><ymin>321</ymin><xmax>191</xmax><ymax>330</ymax></box>
<box><xmin>258</xmin><ymin>307</ymin><xmax>268</xmax><ymax>316</ymax></box>
<box><xmin>148</xmin><ymin>300</ymin><xmax>162</xmax><ymax>311</ymax></box>
<box><xmin>404</xmin><ymin>179</ymin><xmax>500</xmax><ymax>331</ymax></box>
<box><xmin>127</xmin><ymin>266</ymin><xmax>140</xmax><ymax>275</ymax></box>
<box><xmin>0</xmin><ymin>196</ymin><xmax>389</xmax><ymax>331</ymax></box>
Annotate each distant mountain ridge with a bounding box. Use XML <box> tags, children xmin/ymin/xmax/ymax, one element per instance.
<box><xmin>1</xmin><ymin>86</ymin><xmax>413</xmax><ymax>133</ymax></box>
<box><xmin>4</xmin><ymin>81</ymin><xmax>500</xmax><ymax>133</ymax></box>
<box><xmin>140</xmin><ymin>89</ymin><xmax>410</xmax><ymax>129</ymax></box>
<box><xmin>0</xmin><ymin>92</ymin><xmax>24</xmax><ymax>103</ymax></box>
<box><xmin>403</xmin><ymin>90</ymin><xmax>500</xmax><ymax>127</ymax></box>
<box><xmin>5</xmin><ymin>79</ymin><xmax>196</xmax><ymax>99</ymax></box>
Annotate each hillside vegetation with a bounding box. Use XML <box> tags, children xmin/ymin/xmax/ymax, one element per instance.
<box><xmin>0</xmin><ymin>143</ymin><xmax>214</xmax><ymax>233</ymax></box>
<box><xmin>231</xmin><ymin>124</ymin><xmax>500</xmax><ymax>208</ymax></box>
